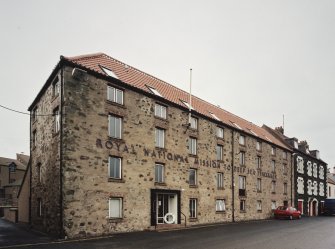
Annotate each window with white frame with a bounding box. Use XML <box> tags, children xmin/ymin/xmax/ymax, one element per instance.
<box><xmin>313</xmin><ymin>181</ymin><xmax>318</xmax><ymax>195</ymax></box>
<box><xmin>109</xmin><ymin>156</ymin><xmax>121</xmax><ymax>179</ymax></box>
<box><xmin>107</xmin><ymin>86</ymin><xmax>123</xmax><ymax>105</ymax></box>
<box><xmin>271</xmin><ymin>181</ymin><xmax>276</xmax><ymax>193</ymax></box>
<box><xmin>155</xmin><ymin>128</ymin><xmax>165</xmax><ymax>148</ymax></box>
<box><xmin>108</xmin><ymin>115</ymin><xmax>122</xmax><ymax>139</ymax></box>
<box><xmin>240</xmin><ymin>199</ymin><xmax>246</xmax><ymax>211</ymax></box>
<box><xmin>239</xmin><ymin>176</ymin><xmax>246</xmax><ymax>196</ymax></box>
<box><xmin>147</xmin><ymin>86</ymin><xmax>162</xmax><ymax>97</ymax></box>
<box><xmin>271</xmin><ymin>160</ymin><xmax>276</xmax><ymax>173</ymax></box>
<box><xmin>216</xmin><ymin>199</ymin><xmax>226</xmax><ymax>212</ymax></box>
<box><xmin>155</xmin><ymin>164</ymin><xmax>164</xmax><ymax>183</ymax></box>
<box><xmin>53</xmin><ymin>107</ymin><xmax>60</xmax><ymax>133</ymax></box>
<box><xmin>307</xmin><ymin>180</ymin><xmax>313</xmax><ymax>195</ymax></box>
<box><xmin>256</xmin><ymin>141</ymin><xmax>261</xmax><ymax>151</ymax></box>
<box><xmin>284</xmin><ymin>182</ymin><xmax>288</xmax><ymax>195</ymax></box>
<box><xmin>216</xmin><ymin>145</ymin><xmax>223</xmax><ymax>160</ymax></box>
<box><xmin>53</xmin><ymin>76</ymin><xmax>60</xmax><ymax>97</ymax></box>
<box><xmin>239</xmin><ymin>151</ymin><xmax>245</xmax><ymax>166</ymax></box>
<box><xmin>189</xmin><ymin>137</ymin><xmax>197</xmax><ymax>155</ymax></box>
<box><xmin>257</xmin><ymin>178</ymin><xmax>262</xmax><ymax>192</ymax></box>
<box><xmin>307</xmin><ymin>161</ymin><xmax>312</xmax><ymax>176</ymax></box>
<box><xmin>319</xmin><ymin>182</ymin><xmax>324</xmax><ymax>196</ymax></box>
<box><xmin>313</xmin><ymin>163</ymin><xmax>318</xmax><ymax>178</ymax></box>
<box><xmin>190</xmin><ymin>116</ymin><xmax>198</xmax><ymax>129</ymax></box>
<box><xmin>189</xmin><ymin>198</ymin><xmax>197</xmax><ymax>218</ymax></box>
<box><xmin>297</xmin><ymin>177</ymin><xmax>304</xmax><ymax>194</ymax></box>
<box><xmin>239</xmin><ymin>135</ymin><xmax>245</xmax><ymax>145</ymax></box>
<box><xmin>154</xmin><ymin>103</ymin><xmax>167</xmax><ymax>119</ymax></box>
<box><xmin>217</xmin><ymin>127</ymin><xmax>224</xmax><ymax>138</ymax></box>
<box><xmin>319</xmin><ymin>166</ymin><xmax>324</xmax><ymax>179</ymax></box>
<box><xmin>109</xmin><ymin>197</ymin><xmax>123</xmax><ymax>218</ymax></box>
<box><xmin>217</xmin><ymin>172</ymin><xmax>224</xmax><ymax>189</ymax></box>
<box><xmin>257</xmin><ymin>200</ymin><xmax>262</xmax><ymax>211</ymax></box>
<box><xmin>271</xmin><ymin>201</ymin><xmax>277</xmax><ymax>210</ymax></box>
<box><xmin>256</xmin><ymin>156</ymin><xmax>261</xmax><ymax>169</ymax></box>
<box><xmin>297</xmin><ymin>156</ymin><xmax>304</xmax><ymax>173</ymax></box>
<box><xmin>271</xmin><ymin>147</ymin><xmax>276</xmax><ymax>155</ymax></box>
<box><xmin>189</xmin><ymin>168</ymin><xmax>197</xmax><ymax>186</ymax></box>
<box><xmin>282</xmin><ymin>151</ymin><xmax>287</xmax><ymax>160</ymax></box>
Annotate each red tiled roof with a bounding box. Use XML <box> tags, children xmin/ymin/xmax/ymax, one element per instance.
<box><xmin>63</xmin><ymin>53</ymin><xmax>291</xmax><ymax>151</ymax></box>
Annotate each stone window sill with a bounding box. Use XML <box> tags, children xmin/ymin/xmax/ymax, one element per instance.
<box><xmin>216</xmin><ymin>211</ymin><xmax>226</xmax><ymax>214</ymax></box>
<box><xmin>108</xmin><ymin>218</ymin><xmax>123</xmax><ymax>223</ymax></box>
<box><xmin>240</xmin><ymin>210</ymin><xmax>246</xmax><ymax>213</ymax></box>
<box><xmin>106</xmin><ymin>100</ymin><xmax>126</xmax><ymax>109</ymax></box>
<box><xmin>108</xmin><ymin>178</ymin><xmax>125</xmax><ymax>183</ymax></box>
<box><xmin>189</xmin><ymin>218</ymin><xmax>198</xmax><ymax>222</ymax></box>
<box><xmin>189</xmin><ymin>185</ymin><xmax>198</xmax><ymax>188</ymax></box>
<box><xmin>155</xmin><ymin>182</ymin><xmax>167</xmax><ymax>186</ymax></box>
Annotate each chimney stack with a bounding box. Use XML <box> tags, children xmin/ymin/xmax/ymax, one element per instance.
<box><xmin>275</xmin><ymin>126</ymin><xmax>284</xmax><ymax>134</ymax></box>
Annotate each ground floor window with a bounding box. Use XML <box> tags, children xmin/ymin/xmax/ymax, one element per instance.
<box><xmin>109</xmin><ymin>197</ymin><xmax>123</xmax><ymax>218</ymax></box>
<box><xmin>257</xmin><ymin>200</ymin><xmax>262</xmax><ymax>211</ymax></box>
<box><xmin>240</xmin><ymin>199</ymin><xmax>246</xmax><ymax>211</ymax></box>
<box><xmin>155</xmin><ymin>164</ymin><xmax>164</xmax><ymax>183</ymax></box>
<box><xmin>189</xmin><ymin>198</ymin><xmax>197</xmax><ymax>218</ymax></box>
<box><xmin>271</xmin><ymin>201</ymin><xmax>277</xmax><ymax>210</ymax></box>
<box><xmin>216</xmin><ymin>199</ymin><xmax>226</xmax><ymax>212</ymax></box>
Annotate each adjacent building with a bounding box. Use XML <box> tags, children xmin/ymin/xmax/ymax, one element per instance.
<box><xmin>263</xmin><ymin>126</ymin><xmax>327</xmax><ymax>216</ymax></box>
<box><xmin>28</xmin><ymin>53</ymin><xmax>293</xmax><ymax>238</ymax></box>
<box><xmin>327</xmin><ymin>167</ymin><xmax>335</xmax><ymax>198</ymax></box>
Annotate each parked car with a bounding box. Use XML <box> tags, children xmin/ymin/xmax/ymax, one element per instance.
<box><xmin>323</xmin><ymin>198</ymin><xmax>335</xmax><ymax>215</ymax></box>
<box><xmin>273</xmin><ymin>206</ymin><xmax>301</xmax><ymax>220</ymax></box>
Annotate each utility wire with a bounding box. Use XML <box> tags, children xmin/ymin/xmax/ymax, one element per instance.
<box><xmin>0</xmin><ymin>104</ymin><xmax>55</xmax><ymax>116</ymax></box>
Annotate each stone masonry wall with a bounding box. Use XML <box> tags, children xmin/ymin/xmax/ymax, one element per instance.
<box><xmin>61</xmin><ymin>65</ymin><xmax>292</xmax><ymax>238</ymax></box>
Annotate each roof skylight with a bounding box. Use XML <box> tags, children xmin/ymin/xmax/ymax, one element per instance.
<box><xmin>249</xmin><ymin>129</ymin><xmax>258</xmax><ymax>137</ymax></box>
<box><xmin>100</xmin><ymin>66</ymin><xmax>118</xmax><ymax>79</ymax></box>
<box><xmin>147</xmin><ymin>86</ymin><xmax>162</xmax><ymax>97</ymax></box>
<box><xmin>209</xmin><ymin>112</ymin><xmax>220</xmax><ymax>121</ymax></box>
<box><xmin>231</xmin><ymin>122</ymin><xmax>243</xmax><ymax>130</ymax></box>
<box><xmin>265</xmin><ymin>136</ymin><xmax>273</xmax><ymax>142</ymax></box>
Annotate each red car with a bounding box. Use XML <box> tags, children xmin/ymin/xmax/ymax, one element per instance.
<box><xmin>273</xmin><ymin>206</ymin><xmax>301</xmax><ymax>220</ymax></box>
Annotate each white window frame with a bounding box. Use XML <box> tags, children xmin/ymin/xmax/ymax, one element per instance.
<box><xmin>216</xmin><ymin>127</ymin><xmax>224</xmax><ymax>138</ymax></box>
<box><xmin>190</xmin><ymin>116</ymin><xmax>198</xmax><ymax>129</ymax></box>
<box><xmin>147</xmin><ymin>86</ymin><xmax>162</xmax><ymax>97</ymax></box>
<box><xmin>271</xmin><ymin>160</ymin><xmax>276</xmax><ymax>172</ymax></box>
<box><xmin>189</xmin><ymin>168</ymin><xmax>197</xmax><ymax>186</ymax></box>
<box><xmin>189</xmin><ymin>137</ymin><xmax>197</xmax><ymax>155</ymax></box>
<box><xmin>240</xmin><ymin>199</ymin><xmax>246</xmax><ymax>211</ymax></box>
<box><xmin>271</xmin><ymin>201</ymin><xmax>277</xmax><ymax>210</ymax></box>
<box><xmin>189</xmin><ymin>198</ymin><xmax>197</xmax><ymax>218</ymax></box>
<box><xmin>239</xmin><ymin>151</ymin><xmax>245</xmax><ymax>166</ymax></box>
<box><xmin>256</xmin><ymin>141</ymin><xmax>261</xmax><ymax>151</ymax></box>
<box><xmin>284</xmin><ymin>182</ymin><xmax>288</xmax><ymax>195</ymax></box>
<box><xmin>256</xmin><ymin>156</ymin><xmax>261</xmax><ymax>169</ymax></box>
<box><xmin>54</xmin><ymin>107</ymin><xmax>60</xmax><ymax>133</ymax></box>
<box><xmin>216</xmin><ymin>145</ymin><xmax>223</xmax><ymax>160</ymax></box>
<box><xmin>109</xmin><ymin>197</ymin><xmax>123</xmax><ymax>218</ymax></box>
<box><xmin>107</xmin><ymin>86</ymin><xmax>123</xmax><ymax>105</ymax></box>
<box><xmin>155</xmin><ymin>164</ymin><xmax>164</xmax><ymax>183</ymax></box>
<box><xmin>216</xmin><ymin>199</ymin><xmax>226</xmax><ymax>212</ymax></box>
<box><xmin>109</xmin><ymin>156</ymin><xmax>122</xmax><ymax>179</ymax></box>
<box><xmin>108</xmin><ymin>115</ymin><xmax>122</xmax><ymax>139</ymax></box>
<box><xmin>154</xmin><ymin>103</ymin><xmax>167</xmax><ymax>119</ymax></box>
<box><xmin>271</xmin><ymin>181</ymin><xmax>276</xmax><ymax>193</ymax></box>
<box><xmin>257</xmin><ymin>178</ymin><xmax>262</xmax><ymax>192</ymax></box>
<box><xmin>239</xmin><ymin>135</ymin><xmax>245</xmax><ymax>145</ymax></box>
<box><xmin>271</xmin><ymin>147</ymin><xmax>276</xmax><ymax>155</ymax></box>
<box><xmin>257</xmin><ymin>200</ymin><xmax>262</xmax><ymax>211</ymax></box>
<box><xmin>239</xmin><ymin>176</ymin><xmax>246</xmax><ymax>190</ymax></box>
<box><xmin>217</xmin><ymin>172</ymin><xmax>224</xmax><ymax>189</ymax></box>
<box><xmin>155</xmin><ymin>128</ymin><xmax>165</xmax><ymax>148</ymax></box>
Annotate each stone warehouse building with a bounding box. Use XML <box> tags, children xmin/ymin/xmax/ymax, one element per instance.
<box><xmin>28</xmin><ymin>53</ymin><xmax>293</xmax><ymax>238</ymax></box>
<box><xmin>264</xmin><ymin>126</ymin><xmax>327</xmax><ymax>216</ymax></box>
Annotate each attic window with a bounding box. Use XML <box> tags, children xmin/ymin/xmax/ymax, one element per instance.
<box><xmin>249</xmin><ymin>129</ymin><xmax>258</xmax><ymax>137</ymax></box>
<box><xmin>209</xmin><ymin>112</ymin><xmax>220</xmax><ymax>121</ymax></box>
<box><xmin>181</xmin><ymin>100</ymin><xmax>194</xmax><ymax>110</ymax></box>
<box><xmin>100</xmin><ymin>66</ymin><xmax>118</xmax><ymax>79</ymax></box>
<box><xmin>147</xmin><ymin>86</ymin><xmax>162</xmax><ymax>97</ymax></box>
<box><xmin>231</xmin><ymin>122</ymin><xmax>243</xmax><ymax>130</ymax></box>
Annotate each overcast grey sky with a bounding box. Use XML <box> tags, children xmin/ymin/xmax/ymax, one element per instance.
<box><xmin>0</xmin><ymin>0</ymin><xmax>334</xmax><ymax>168</ymax></box>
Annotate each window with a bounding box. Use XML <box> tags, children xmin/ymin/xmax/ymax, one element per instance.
<box><xmin>53</xmin><ymin>107</ymin><xmax>60</xmax><ymax>133</ymax></box>
<box><xmin>283</xmin><ymin>164</ymin><xmax>288</xmax><ymax>175</ymax></box>
<box><xmin>313</xmin><ymin>163</ymin><xmax>318</xmax><ymax>178</ymax></box>
<box><xmin>257</xmin><ymin>178</ymin><xmax>262</xmax><ymax>192</ymax></box>
<box><xmin>109</xmin><ymin>156</ymin><xmax>121</xmax><ymax>179</ymax></box>
<box><xmin>271</xmin><ymin>201</ymin><xmax>277</xmax><ymax>210</ymax></box>
<box><xmin>239</xmin><ymin>151</ymin><xmax>245</xmax><ymax>166</ymax></box>
<box><xmin>147</xmin><ymin>86</ymin><xmax>162</xmax><ymax>97</ymax></box>
<box><xmin>32</xmin><ymin>107</ymin><xmax>37</xmax><ymax>122</ymax></box>
<box><xmin>190</xmin><ymin>116</ymin><xmax>198</xmax><ymax>129</ymax></box>
<box><xmin>217</xmin><ymin>127</ymin><xmax>224</xmax><ymax>138</ymax></box>
<box><xmin>189</xmin><ymin>199</ymin><xmax>197</xmax><ymax>218</ymax></box>
<box><xmin>271</xmin><ymin>160</ymin><xmax>276</xmax><ymax>172</ymax></box>
<box><xmin>297</xmin><ymin>177</ymin><xmax>304</xmax><ymax>194</ymax></box>
<box><xmin>284</xmin><ymin>183</ymin><xmax>288</xmax><ymax>195</ymax></box>
<box><xmin>189</xmin><ymin>137</ymin><xmax>197</xmax><ymax>155</ymax></box>
<box><xmin>257</xmin><ymin>200</ymin><xmax>262</xmax><ymax>211</ymax></box>
<box><xmin>37</xmin><ymin>163</ymin><xmax>41</xmax><ymax>183</ymax></box>
<box><xmin>109</xmin><ymin>198</ymin><xmax>123</xmax><ymax>218</ymax></box>
<box><xmin>108</xmin><ymin>115</ymin><xmax>122</xmax><ymax>139</ymax></box>
<box><xmin>239</xmin><ymin>176</ymin><xmax>246</xmax><ymax>196</ymax></box>
<box><xmin>101</xmin><ymin>66</ymin><xmax>118</xmax><ymax>79</ymax></box>
<box><xmin>107</xmin><ymin>86</ymin><xmax>123</xmax><ymax>105</ymax></box>
<box><xmin>271</xmin><ymin>147</ymin><xmax>276</xmax><ymax>155</ymax></box>
<box><xmin>154</xmin><ymin>103</ymin><xmax>167</xmax><ymax>119</ymax></box>
<box><xmin>209</xmin><ymin>112</ymin><xmax>220</xmax><ymax>121</ymax></box>
<box><xmin>217</xmin><ymin>172</ymin><xmax>224</xmax><ymax>189</ymax></box>
<box><xmin>271</xmin><ymin>181</ymin><xmax>276</xmax><ymax>193</ymax></box>
<box><xmin>216</xmin><ymin>199</ymin><xmax>226</xmax><ymax>212</ymax></box>
<box><xmin>319</xmin><ymin>166</ymin><xmax>324</xmax><ymax>179</ymax></box>
<box><xmin>240</xmin><ymin>200</ymin><xmax>246</xmax><ymax>211</ymax></box>
<box><xmin>239</xmin><ymin>135</ymin><xmax>245</xmax><ymax>145</ymax></box>
<box><xmin>189</xmin><ymin>168</ymin><xmax>197</xmax><ymax>186</ymax></box>
<box><xmin>53</xmin><ymin>76</ymin><xmax>60</xmax><ymax>97</ymax></box>
<box><xmin>297</xmin><ymin>156</ymin><xmax>305</xmax><ymax>174</ymax></box>
<box><xmin>37</xmin><ymin>198</ymin><xmax>42</xmax><ymax>217</ymax></box>
<box><xmin>256</xmin><ymin>141</ymin><xmax>261</xmax><ymax>151</ymax></box>
<box><xmin>256</xmin><ymin>156</ymin><xmax>261</xmax><ymax>169</ymax></box>
<box><xmin>32</xmin><ymin>130</ymin><xmax>37</xmax><ymax>148</ymax></box>
<box><xmin>282</xmin><ymin>151</ymin><xmax>287</xmax><ymax>160</ymax></box>
<box><xmin>155</xmin><ymin>164</ymin><xmax>164</xmax><ymax>183</ymax></box>
<box><xmin>216</xmin><ymin>145</ymin><xmax>223</xmax><ymax>160</ymax></box>
<box><xmin>181</xmin><ymin>100</ymin><xmax>194</xmax><ymax>110</ymax></box>
<box><xmin>155</xmin><ymin>128</ymin><xmax>165</xmax><ymax>148</ymax></box>
<box><xmin>329</xmin><ymin>186</ymin><xmax>331</xmax><ymax>197</ymax></box>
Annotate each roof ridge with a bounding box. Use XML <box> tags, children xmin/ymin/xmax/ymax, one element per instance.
<box><xmin>64</xmin><ymin>52</ymin><xmax>105</xmax><ymax>61</ymax></box>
